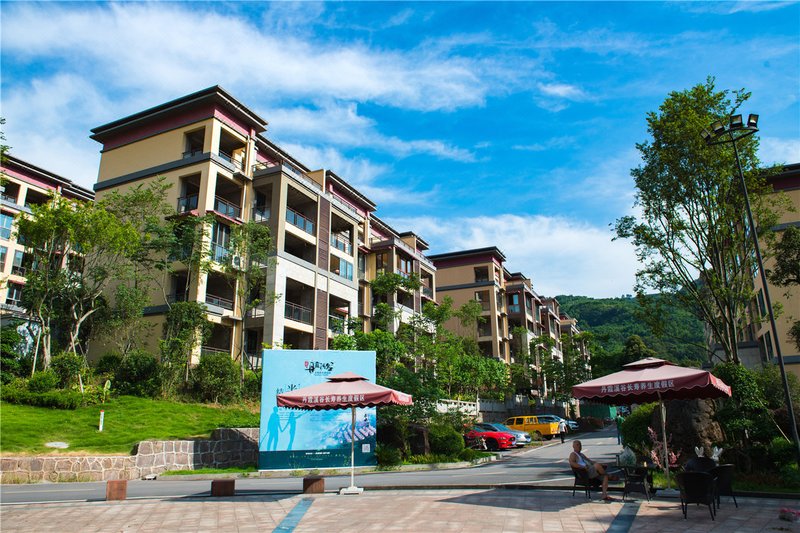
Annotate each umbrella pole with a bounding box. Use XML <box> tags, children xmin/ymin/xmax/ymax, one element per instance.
<box><xmin>340</xmin><ymin>406</ymin><xmax>363</xmax><ymax>495</ymax></box>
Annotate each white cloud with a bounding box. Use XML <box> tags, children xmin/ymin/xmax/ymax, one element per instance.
<box><xmin>268</xmin><ymin>103</ymin><xmax>475</xmax><ymax>161</ymax></box>
<box><xmin>279</xmin><ymin>143</ymin><xmax>438</xmax><ymax>207</ymax></box>
<box><xmin>385</xmin><ymin>214</ymin><xmax>639</xmax><ymax>298</ymax></box>
<box><xmin>538</xmin><ymin>82</ymin><xmax>586</xmax><ymax>100</ymax></box>
<box><xmin>512</xmin><ymin>136</ymin><xmax>575</xmax><ymax>152</ymax></box>
<box><xmin>759</xmin><ymin>137</ymin><xmax>800</xmax><ymax>165</ymax></box>
<box><xmin>0</xmin><ymin>3</ymin><xmax>499</xmax><ymax>112</ymax></box>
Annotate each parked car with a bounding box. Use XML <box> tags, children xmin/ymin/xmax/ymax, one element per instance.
<box><xmin>464</xmin><ymin>426</ymin><xmax>516</xmax><ymax>450</ymax></box>
<box><xmin>476</xmin><ymin>422</ymin><xmax>532</xmax><ymax>447</ymax></box>
<box><xmin>504</xmin><ymin>415</ymin><xmax>559</xmax><ymax>440</ymax></box>
<box><xmin>536</xmin><ymin>415</ymin><xmax>579</xmax><ymax>432</ymax></box>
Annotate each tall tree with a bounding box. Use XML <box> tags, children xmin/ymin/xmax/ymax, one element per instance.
<box><xmin>614</xmin><ymin>78</ymin><xmax>785</xmax><ymax>363</ymax></box>
<box><xmin>769</xmin><ymin>225</ymin><xmax>800</xmax><ymax>351</ymax></box>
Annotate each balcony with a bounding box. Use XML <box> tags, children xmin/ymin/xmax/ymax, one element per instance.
<box><xmin>182</xmin><ymin>148</ymin><xmax>203</xmax><ymax>159</ymax></box>
<box><xmin>218</xmin><ymin>150</ymin><xmax>244</xmax><ymax>171</ymax></box>
<box><xmin>395</xmin><ymin>269</ymin><xmax>410</xmax><ymax>279</ymax></box>
<box><xmin>285</xmin><ymin>301</ymin><xmax>312</xmax><ymax>325</ymax></box>
<box><xmin>1</xmin><ymin>193</ymin><xmax>17</xmax><ymax>205</ymax></box>
<box><xmin>422</xmin><ymin>286</ymin><xmax>433</xmax><ymax>299</ymax></box>
<box><xmin>508</xmin><ymin>304</ymin><xmax>520</xmax><ymax>314</ymax></box>
<box><xmin>330</xmin><ymin>234</ymin><xmax>352</xmax><ymax>254</ymax></box>
<box><xmin>11</xmin><ymin>265</ymin><xmax>27</xmax><ymax>277</ymax></box>
<box><xmin>252</xmin><ymin>205</ymin><xmax>270</xmax><ymax>223</ymax></box>
<box><xmin>209</xmin><ymin>242</ymin><xmax>229</xmax><ymax>263</ymax></box>
<box><xmin>177</xmin><ymin>194</ymin><xmax>199</xmax><ymax>214</ymax></box>
<box><xmin>329</xmin><ymin>315</ymin><xmax>346</xmax><ymax>334</ymax></box>
<box><xmin>286</xmin><ymin>207</ymin><xmax>315</xmax><ymax>235</ymax></box>
<box><xmin>206</xmin><ymin>293</ymin><xmax>234</xmax><ymax>311</ymax></box>
<box><xmin>214</xmin><ymin>196</ymin><xmax>241</xmax><ymax>219</ymax></box>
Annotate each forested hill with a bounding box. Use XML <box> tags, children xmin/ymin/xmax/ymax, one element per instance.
<box><xmin>555</xmin><ymin>294</ymin><xmax>707</xmax><ymax>364</ymax></box>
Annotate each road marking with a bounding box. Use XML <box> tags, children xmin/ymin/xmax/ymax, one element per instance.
<box><xmin>273</xmin><ymin>497</ymin><xmax>313</xmax><ymax>533</ymax></box>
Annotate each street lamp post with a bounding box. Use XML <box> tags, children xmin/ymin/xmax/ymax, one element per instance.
<box><xmin>703</xmin><ymin>113</ymin><xmax>800</xmax><ymax>466</ymax></box>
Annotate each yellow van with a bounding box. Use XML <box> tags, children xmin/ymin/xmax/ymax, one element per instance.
<box><xmin>503</xmin><ymin>415</ymin><xmax>560</xmax><ymax>440</ymax></box>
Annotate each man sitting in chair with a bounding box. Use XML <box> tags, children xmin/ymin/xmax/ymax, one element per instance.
<box><xmin>569</xmin><ymin>440</ymin><xmax>611</xmax><ymax>500</ymax></box>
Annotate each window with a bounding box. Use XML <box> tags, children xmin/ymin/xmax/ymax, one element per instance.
<box><xmin>330</xmin><ymin>255</ymin><xmax>353</xmax><ymax>281</ymax></box>
<box><xmin>477</xmin><ymin>320</ymin><xmax>492</xmax><ymax>337</ymax></box>
<box><xmin>763</xmin><ymin>331</ymin><xmax>774</xmax><ymax>360</ymax></box>
<box><xmin>357</xmin><ymin>253</ymin><xmax>366</xmax><ymax>278</ymax></box>
<box><xmin>757</xmin><ymin>289</ymin><xmax>767</xmax><ymax>317</ymax></box>
<box><xmin>0</xmin><ymin>213</ymin><xmax>12</xmax><ymax>240</ymax></box>
<box><xmin>474</xmin><ymin>290</ymin><xmax>490</xmax><ymax>311</ymax></box>
<box><xmin>0</xmin><ymin>246</ymin><xmax>6</xmax><ymax>271</ymax></box>
<box><xmin>210</xmin><ymin>222</ymin><xmax>231</xmax><ymax>262</ymax></box>
<box><xmin>11</xmin><ymin>250</ymin><xmax>25</xmax><ymax>276</ymax></box>
<box><xmin>6</xmin><ymin>283</ymin><xmax>23</xmax><ymax>306</ymax></box>
<box><xmin>508</xmin><ymin>293</ymin><xmax>520</xmax><ymax>314</ymax></box>
<box><xmin>376</xmin><ymin>253</ymin><xmax>389</xmax><ymax>273</ymax></box>
<box><xmin>474</xmin><ymin>266</ymin><xmax>489</xmax><ymax>282</ymax></box>
<box><xmin>398</xmin><ymin>256</ymin><xmax>412</xmax><ymax>276</ymax></box>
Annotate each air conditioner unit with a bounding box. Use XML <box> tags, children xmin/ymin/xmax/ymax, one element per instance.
<box><xmin>231</xmin><ymin>255</ymin><xmax>244</xmax><ymax>269</ymax></box>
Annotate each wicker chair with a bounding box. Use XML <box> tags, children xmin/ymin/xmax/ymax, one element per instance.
<box><xmin>571</xmin><ymin>467</ymin><xmax>601</xmax><ymax>499</ymax></box>
<box><xmin>684</xmin><ymin>456</ymin><xmax>717</xmax><ymax>472</ymax></box>
<box><xmin>710</xmin><ymin>464</ymin><xmax>738</xmax><ymax>509</ymax></box>
<box><xmin>677</xmin><ymin>471</ymin><xmax>716</xmax><ymax>521</ymax></box>
<box><xmin>622</xmin><ymin>466</ymin><xmax>651</xmax><ymax>502</ymax></box>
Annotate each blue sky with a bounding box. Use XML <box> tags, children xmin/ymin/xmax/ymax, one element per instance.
<box><xmin>2</xmin><ymin>1</ymin><xmax>798</xmax><ymax>297</ymax></box>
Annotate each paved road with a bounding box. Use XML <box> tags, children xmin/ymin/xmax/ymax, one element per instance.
<box><xmin>0</xmin><ymin>428</ymin><xmax>622</xmax><ymax>505</ymax></box>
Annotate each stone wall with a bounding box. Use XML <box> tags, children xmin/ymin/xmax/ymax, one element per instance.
<box><xmin>0</xmin><ymin>428</ymin><xmax>259</xmax><ymax>483</ymax></box>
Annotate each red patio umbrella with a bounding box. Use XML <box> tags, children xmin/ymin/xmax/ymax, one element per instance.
<box><xmin>572</xmin><ymin>358</ymin><xmax>731</xmax><ymax>487</ymax></box>
<box><xmin>277</xmin><ymin>371</ymin><xmax>412</xmax><ymax>494</ymax></box>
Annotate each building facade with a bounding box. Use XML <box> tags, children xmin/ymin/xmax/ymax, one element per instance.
<box><xmin>0</xmin><ymin>155</ymin><xmax>95</xmax><ymax>327</ymax></box>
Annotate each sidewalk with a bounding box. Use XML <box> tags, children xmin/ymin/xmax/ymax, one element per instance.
<box><xmin>1</xmin><ymin>489</ymin><xmax>795</xmax><ymax>532</ymax></box>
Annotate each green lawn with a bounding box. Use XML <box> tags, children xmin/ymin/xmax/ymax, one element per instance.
<box><xmin>0</xmin><ymin>396</ymin><xmax>260</xmax><ymax>455</ymax></box>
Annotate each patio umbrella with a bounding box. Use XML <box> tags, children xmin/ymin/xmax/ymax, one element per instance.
<box><xmin>277</xmin><ymin>371</ymin><xmax>412</xmax><ymax>494</ymax></box>
<box><xmin>572</xmin><ymin>358</ymin><xmax>731</xmax><ymax>487</ymax></box>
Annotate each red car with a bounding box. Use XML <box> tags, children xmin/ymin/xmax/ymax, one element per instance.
<box><xmin>464</xmin><ymin>426</ymin><xmax>516</xmax><ymax>451</ymax></box>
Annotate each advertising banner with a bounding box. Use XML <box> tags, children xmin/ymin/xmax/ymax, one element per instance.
<box><xmin>259</xmin><ymin>350</ymin><xmax>377</xmax><ymax>470</ymax></box>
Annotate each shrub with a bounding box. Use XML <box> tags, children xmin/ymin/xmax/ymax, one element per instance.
<box><xmin>50</xmin><ymin>352</ymin><xmax>85</xmax><ymax>388</ymax></box>
<box><xmin>376</xmin><ymin>444</ymin><xmax>403</xmax><ymax>467</ymax></box>
<box><xmin>428</xmin><ymin>424</ymin><xmax>465</xmax><ymax>457</ymax></box>
<box><xmin>242</xmin><ymin>369</ymin><xmax>262</xmax><ymax>400</ymax></box>
<box><xmin>115</xmin><ymin>350</ymin><xmax>161</xmax><ymax>397</ymax></box>
<box><xmin>95</xmin><ymin>352</ymin><xmax>122</xmax><ymax>376</ymax></box>
<box><xmin>769</xmin><ymin>437</ymin><xmax>796</xmax><ymax>467</ymax></box>
<box><xmin>193</xmin><ymin>352</ymin><xmax>240</xmax><ymax>404</ymax></box>
<box><xmin>780</xmin><ymin>463</ymin><xmax>800</xmax><ymax>488</ymax></box>
<box><xmin>28</xmin><ymin>369</ymin><xmax>60</xmax><ymax>393</ymax></box>
<box><xmin>1</xmin><ymin>380</ymin><xmax>82</xmax><ymax>409</ymax></box>
<box><xmin>458</xmin><ymin>448</ymin><xmax>489</xmax><ymax>462</ymax></box>
<box><xmin>406</xmin><ymin>453</ymin><xmax>452</xmax><ymax>464</ymax></box>
<box><xmin>619</xmin><ymin>403</ymin><xmax>658</xmax><ymax>454</ymax></box>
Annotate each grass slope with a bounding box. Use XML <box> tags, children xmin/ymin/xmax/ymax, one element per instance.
<box><xmin>0</xmin><ymin>396</ymin><xmax>260</xmax><ymax>455</ymax></box>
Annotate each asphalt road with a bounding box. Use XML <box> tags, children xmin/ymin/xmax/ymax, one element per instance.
<box><xmin>0</xmin><ymin>427</ymin><xmax>622</xmax><ymax>505</ymax></box>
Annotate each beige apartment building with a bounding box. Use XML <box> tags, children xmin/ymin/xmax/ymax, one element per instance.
<box><xmin>430</xmin><ymin>247</ymin><xmax>511</xmax><ymax>363</ymax></box>
<box><xmin>0</xmin><ymin>155</ymin><xmax>95</xmax><ymax>328</ymax></box>
<box><xmin>88</xmin><ymin>85</ymin><xmax>435</xmax><ymax>366</ymax></box>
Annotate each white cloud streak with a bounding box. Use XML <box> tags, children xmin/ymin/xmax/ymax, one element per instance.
<box><xmin>386</xmin><ymin>214</ymin><xmax>639</xmax><ymax>298</ymax></box>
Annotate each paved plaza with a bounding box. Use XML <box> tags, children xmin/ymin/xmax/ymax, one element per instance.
<box><xmin>1</xmin><ymin>488</ymin><xmax>796</xmax><ymax>532</ymax></box>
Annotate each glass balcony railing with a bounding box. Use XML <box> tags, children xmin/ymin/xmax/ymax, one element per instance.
<box><xmin>285</xmin><ymin>301</ymin><xmax>313</xmax><ymax>324</ymax></box>
<box><xmin>328</xmin><ymin>314</ymin><xmax>345</xmax><ymax>333</ymax></box>
<box><xmin>218</xmin><ymin>150</ymin><xmax>244</xmax><ymax>170</ymax></box>
<box><xmin>252</xmin><ymin>205</ymin><xmax>270</xmax><ymax>223</ymax></box>
<box><xmin>182</xmin><ymin>148</ymin><xmax>203</xmax><ymax>159</ymax></box>
<box><xmin>508</xmin><ymin>304</ymin><xmax>521</xmax><ymax>314</ymax></box>
<box><xmin>214</xmin><ymin>196</ymin><xmax>241</xmax><ymax>219</ymax></box>
<box><xmin>1</xmin><ymin>193</ymin><xmax>17</xmax><ymax>204</ymax></box>
<box><xmin>330</xmin><ymin>234</ymin><xmax>352</xmax><ymax>254</ymax></box>
<box><xmin>395</xmin><ymin>269</ymin><xmax>410</xmax><ymax>279</ymax></box>
<box><xmin>177</xmin><ymin>194</ymin><xmax>199</xmax><ymax>213</ymax></box>
<box><xmin>206</xmin><ymin>293</ymin><xmax>234</xmax><ymax>311</ymax></box>
<box><xmin>209</xmin><ymin>242</ymin><xmax>229</xmax><ymax>263</ymax></box>
<box><xmin>422</xmin><ymin>286</ymin><xmax>433</xmax><ymax>299</ymax></box>
<box><xmin>286</xmin><ymin>207</ymin><xmax>315</xmax><ymax>235</ymax></box>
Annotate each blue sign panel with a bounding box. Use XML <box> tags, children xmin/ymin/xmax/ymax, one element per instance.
<box><xmin>259</xmin><ymin>350</ymin><xmax>377</xmax><ymax>470</ymax></box>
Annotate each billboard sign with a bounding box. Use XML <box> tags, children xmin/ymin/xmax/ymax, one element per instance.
<box><xmin>259</xmin><ymin>349</ymin><xmax>377</xmax><ymax>470</ymax></box>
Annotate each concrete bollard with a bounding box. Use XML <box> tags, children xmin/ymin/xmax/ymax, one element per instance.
<box><xmin>211</xmin><ymin>479</ymin><xmax>236</xmax><ymax>497</ymax></box>
<box><xmin>106</xmin><ymin>479</ymin><xmax>128</xmax><ymax>501</ymax></box>
<box><xmin>303</xmin><ymin>476</ymin><xmax>324</xmax><ymax>494</ymax></box>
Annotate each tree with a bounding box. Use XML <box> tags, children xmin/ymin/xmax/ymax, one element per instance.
<box><xmin>614</xmin><ymin>78</ymin><xmax>785</xmax><ymax>363</ymax></box>
<box><xmin>769</xmin><ymin>225</ymin><xmax>800</xmax><ymax>351</ymax></box>
<box><xmin>17</xmin><ymin>194</ymin><xmax>138</xmax><ymax>368</ymax></box>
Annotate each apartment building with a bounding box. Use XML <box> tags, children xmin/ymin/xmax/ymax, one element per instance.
<box><xmin>88</xmin><ymin>85</ymin><xmax>436</xmax><ymax>365</ymax></box>
<box><xmin>540</xmin><ymin>297</ymin><xmax>563</xmax><ymax>361</ymax></box>
<box><xmin>505</xmin><ymin>271</ymin><xmax>543</xmax><ymax>357</ymax></box>
<box><xmin>360</xmin><ymin>217</ymin><xmax>437</xmax><ymax>333</ymax></box>
<box><xmin>750</xmin><ymin>163</ymin><xmax>800</xmax><ymax>378</ymax></box>
<box><xmin>0</xmin><ymin>155</ymin><xmax>94</xmax><ymax>326</ymax></box>
<box><xmin>429</xmin><ymin>247</ymin><xmax>510</xmax><ymax>363</ymax></box>
<box><xmin>559</xmin><ymin>312</ymin><xmax>591</xmax><ymax>364</ymax></box>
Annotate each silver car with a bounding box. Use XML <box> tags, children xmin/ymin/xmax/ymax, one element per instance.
<box><xmin>477</xmin><ymin>422</ymin><xmax>532</xmax><ymax>447</ymax></box>
<box><xmin>537</xmin><ymin>415</ymin><xmax>578</xmax><ymax>432</ymax></box>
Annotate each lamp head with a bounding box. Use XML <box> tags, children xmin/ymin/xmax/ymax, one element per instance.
<box><xmin>747</xmin><ymin>114</ymin><xmax>759</xmax><ymax>128</ymax></box>
<box><xmin>711</xmin><ymin>121</ymin><xmax>725</xmax><ymax>135</ymax></box>
<box><xmin>730</xmin><ymin>114</ymin><xmax>743</xmax><ymax>129</ymax></box>
<box><xmin>700</xmin><ymin>129</ymin><xmax>712</xmax><ymax>143</ymax></box>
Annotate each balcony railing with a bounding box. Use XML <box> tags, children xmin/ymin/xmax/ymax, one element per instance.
<box><xmin>422</xmin><ymin>286</ymin><xmax>433</xmax><ymax>299</ymax></box>
<box><xmin>1</xmin><ymin>193</ymin><xmax>17</xmax><ymax>204</ymax></box>
<box><xmin>206</xmin><ymin>293</ymin><xmax>234</xmax><ymax>311</ymax></box>
<box><xmin>214</xmin><ymin>196</ymin><xmax>241</xmax><ymax>219</ymax></box>
<box><xmin>330</xmin><ymin>234</ymin><xmax>352</xmax><ymax>254</ymax></box>
<box><xmin>201</xmin><ymin>346</ymin><xmax>229</xmax><ymax>357</ymax></box>
<box><xmin>252</xmin><ymin>205</ymin><xmax>270</xmax><ymax>223</ymax></box>
<box><xmin>245</xmin><ymin>351</ymin><xmax>262</xmax><ymax>370</ymax></box>
<box><xmin>478</xmin><ymin>301</ymin><xmax>491</xmax><ymax>312</ymax></box>
<box><xmin>182</xmin><ymin>148</ymin><xmax>203</xmax><ymax>159</ymax></box>
<box><xmin>167</xmin><ymin>292</ymin><xmax>188</xmax><ymax>303</ymax></box>
<box><xmin>209</xmin><ymin>242</ymin><xmax>229</xmax><ymax>263</ymax></box>
<box><xmin>395</xmin><ymin>269</ymin><xmax>410</xmax><ymax>279</ymax></box>
<box><xmin>286</xmin><ymin>207</ymin><xmax>315</xmax><ymax>235</ymax></box>
<box><xmin>329</xmin><ymin>314</ymin><xmax>346</xmax><ymax>333</ymax></box>
<box><xmin>218</xmin><ymin>150</ymin><xmax>244</xmax><ymax>171</ymax></box>
<box><xmin>508</xmin><ymin>304</ymin><xmax>520</xmax><ymax>314</ymax></box>
<box><xmin>177</xmin><ymin>194</ymin><xmax>199</xmax><ymax>213</ymax></box>
<box><xmin>285</xmin><ymin>301</ymin><xmax>313</xmax><ymax>324</ymax></box>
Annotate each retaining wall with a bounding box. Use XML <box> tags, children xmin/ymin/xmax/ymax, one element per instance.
<box><xmin>0</xmin><ymin>428</ymin><xmax>259</xmax><ymax>483</ymax></box>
